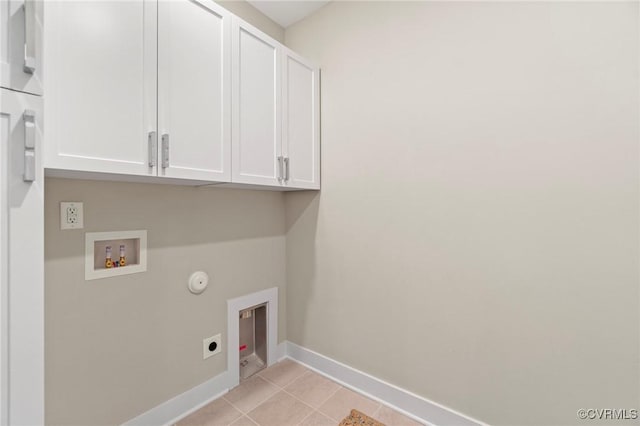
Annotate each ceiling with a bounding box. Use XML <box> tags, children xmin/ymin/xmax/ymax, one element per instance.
<box><xmin>246</xmin><ymin>0</ymin><xmax>330</xmax><ymax>28</ymax></box>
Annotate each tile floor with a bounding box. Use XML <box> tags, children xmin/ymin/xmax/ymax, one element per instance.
<box><xmin>175</xmin><ymin>359</ymin><xmax>423</xmax><ymax>426</ymax></box>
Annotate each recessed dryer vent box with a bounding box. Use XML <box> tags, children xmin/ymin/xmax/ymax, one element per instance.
<box><xmin>239</xmin><ymin>303</ymin><xmax>267</xmax><ymax>380</ymax></box>
<box><xmin>85</xmin><ymin>230</ymin><xmax>147</xmax><ymax>280</ymax></box>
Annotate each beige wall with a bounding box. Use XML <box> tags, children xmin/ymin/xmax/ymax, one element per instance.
<box><xmin>285</xmin><ymin>2</ymin><xmax>639</xmax><ymax>425</ymax></box>
<box><xmin>45</xmin><ymin>3</ymin><xmax>284</xmax><ymax>424</ymax></box>
<box><xmin>217</xmin><ymin>0</ymin><xmax>284</xmax><ymax>42</ymax></box>
<box><xmin>45</xmin><ymin>179</ymin><xmax>286</xmax><ymax>425</ymax></box>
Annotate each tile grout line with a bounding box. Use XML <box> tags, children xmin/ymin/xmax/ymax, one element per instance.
<box><xmin>273</xmin><ymin>362</ymin><xmax>343</xmax><ymax>411</ymax></box>
<box><xmin>232</xmin><ymin>414</ymin><xmax>259</xmax><ymax>426</ymax></box>
<box><xmin>256</xmin><ymin>364</ymin><xmax>321</xmax><ymax>425</ymax></box>
<box><xmin>224</xmin><ymin>392</ymin><xmax>268</xmax><ymax>426</ymax></box>
<box><xmin>256</xmin><ymin>369</ymin><xmax>307</xmax><ymax>389</ymax></box>
<box><xmin>223</xmin><ymin>380</ymin><xmax>279</xmax><ymax>421</ymax></box>
<box><xmin>261</xmin><ymin>371</ymin><xmax>318</xmax><ymax>423</ymax></box>
<box><xmin>275</xmin><ymin>385</ymin><xmax>315</xmax><ymax>412</ymax></box>
<box><xmin>286</xmin><ymin>369</ymin><xmax>313</xmax><ymax>387</ymax></box>
<box><xmin>230</xmin><ymin>362</ymin><xmax>311</xmax><ymax>425</ymax></box>
<box><xmin>372</xmin><ymin>404</ymin><xmax>382</xmax><ymax>418</ymax></box>
<box><xmin>292</xmin><ymin>379</ymin><xmax>345</xmax><ymax>426</ymax></box>
<box><xmin>315</xmin><ymin>381</ymin><xmax>343</xmax><ymax>410</ymax></box>
<box><xmin>310</xmin><ymin>383</ymin><xmax>345</xmax><ymax>421</ymax></box>
<box><xmin>220</xmin><ymin>396</ymin><xmax>252</xmax><ymax>426</ymax></box>
<box><xmin>222</xmin><ymin>397</ymin><xmax>248</xmax><ymax>416</ymax></box>
<box><xmin>284</xmin><ymin>360</ymin><xmax>384</xmax><ymax>422</ymax></box>
<box><xmin>295</xmin><ymin>409</ymin><xmax>317</xmax><ymax>426</ymax></box>
<box><xmin>270</xmin><ymin>366</ymin><xmax>333</xmax><ymax>408</ymax></box>
<box><xmin>198</xmin><ymin>360</ymin><xmax>387</xmax><ymax>426</ymax></box>
<box><xmin>261</xmin><ymin>360</ymin><xmax>361</xmax><ymax>423</ymax></box>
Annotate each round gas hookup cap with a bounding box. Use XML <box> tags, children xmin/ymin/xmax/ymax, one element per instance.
<box><xmin>188</xmin><ymin>271</ymin><xmax>209</xmax><ymax>294</ymax></box>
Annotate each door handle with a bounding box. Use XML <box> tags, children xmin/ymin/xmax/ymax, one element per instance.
<box><xmin>161</xmin><ymin>134</ymin><xmax>170</xmax><ymax>168</ymax></box>
<box><xmin>277</xmin><ymin>156</ymin><xmax>283</xmax><ymax>181</ymax></box>
<box><xmin>23</xmin><ymin>0</ymin><xmax>36</xmax><ymax>74</ymax></box>
<box><xmin>23</xmin><ymin>110</ymin><xmax>36</xmax><ymax>182</ymax></box>
<box><xmin>284</xmin><ymin>157</ymin><xmax>290</xmax><ymax>182</ymax></box>
<box><xmin>148</xmin><ymin>131</ymin><xmax>157</xmax><ymax>167</ymax></box>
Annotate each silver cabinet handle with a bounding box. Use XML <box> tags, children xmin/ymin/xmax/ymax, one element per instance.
<box><xmin>23</xmin><ymin>110</ymin><xmax>36</xmax><ymax>182</ymax></box>
<box><xmin>161</xmin><ymin>134</ymin><xmax>170</xmax><ymax>168</ymax></box>
<box><xmin>148</xmin><ymin>131</ymin><xmax>157</xmax><ymax>167</ymax></box>
<box><xmin>277</xmin><ymin>156</ymin><xmax>283</xmax><ymax>181</ymax></box>
<box><xmin>23</xmin><ymin>0</ymin><xmax>36</xmax><ymax>74</ymax></box>
<box><xmin>284</xmin><ymin>157</ymin><xmax>290</xmax><ymax>182</ymax></box>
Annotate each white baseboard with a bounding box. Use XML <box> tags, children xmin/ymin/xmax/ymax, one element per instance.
<box><xmin>122</xmin><ymin>341</ymin><xmax>483</xmax><ymax>426</ymax></box>
<box><xmin>121</xmin><ymin>371</ymin><xmax>234</xmax><ymax>426</ymax></box>
<box><xmin>276</xmin><ymin>341</ymin><xmax>287</xmax><ymax>361</ymax></box>
<box><xmin>285</xmin><ymin>341</ymin><xmax>484</xmax><ymax>426</ymax></box>
<box><xmin>121</xmin><ymin>342</ymin><xmax>288</xmax><ymax>426</ymax></box>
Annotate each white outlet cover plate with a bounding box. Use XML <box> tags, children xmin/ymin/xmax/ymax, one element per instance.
<box><xmin>203</xmin><ymin>334</ymin><xmax>222</xmax><ymax>360</ymax></box>
<box><xmin>60</xmin><ymin>202</ymin><xmax>83</xmax><ymax>230</ymax></box>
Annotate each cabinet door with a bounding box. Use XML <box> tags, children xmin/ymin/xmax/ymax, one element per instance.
<box><xmin>231</xmin><ymin>18</ymin><xmax>282</xmax><ymax>186</ymax></box>
<box><xmin>282</xmin><ymin>49</ymin><xmax>320</xmax><ymax>190</ymax></box>
<box><xmin>0</xmin><ymin>88</ymin><xmax>44</xmax><ymax>426</ymax></box>
<box><xmin>44</xmin><ymin>0</ymin><xmax>157</xmax><ymax>176</ymax></box>
<box><xmin>158</xmin><ymin>0</ymin><xmax>231</xmax><ymax>182</ymax></box>
<box><xmin>0</xmin><ymin>0</ymin><xmax>43</xmax><ymax>95</ymax></box>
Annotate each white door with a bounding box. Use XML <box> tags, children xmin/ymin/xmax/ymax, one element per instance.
<box><xmin>0</xmin><ymin>0</ymin><xmax>43</xmax><ymax>95</ymax></box>
<box><xmin>231</xmin><ymin>18</ymin><xmax>282</xmax><ymax>186</ymax></box>
<box><xmin>158</xmin><ymin>0</ymin><xmax>231</xmax><ymax>182</ymax></box>
<box><xmin>282</xmin><ymin>49</ymin><xmax>320</xmax><ymax>190</ymax></box>
<box><xmin>44</xmin><ymin>0</ymin><xmax>157</xmax><ymax>176</ymax></box>
<box><xmin>0</xmin><ymin>88</ymin><xmax>44</xmax><ymax>426</ymax></box>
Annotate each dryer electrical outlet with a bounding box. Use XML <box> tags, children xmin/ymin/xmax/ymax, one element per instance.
<box><xmin>203</xmin><ymin>334</ymin><xmax>222</xmax><ymax>359</ymax></box>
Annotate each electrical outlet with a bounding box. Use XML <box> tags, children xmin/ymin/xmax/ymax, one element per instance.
<box><xmin>203</xmin><ymin>334</ymin><xmax>222</xmax><ymax>360</ymax></box>
<box><xmin>60</xmin><ymin>202</ymin><xmax>83</xmax><ymax>230</ymax></box>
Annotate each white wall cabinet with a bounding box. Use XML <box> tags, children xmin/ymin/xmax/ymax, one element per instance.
<box><xmin>231</xmin><ymin>18</ymin><xmax>320</xmax><ymax>190</ymax></box>
<box><xmin>44</xmin><ymin>0</ymin><xmax>157</xmax><ymax>177</ymax></box>
<box><xmin>45</xmin><ymin>0</ymin><xmax>232</xmax><ymax>183</ymax></box>
<box><xmin>0</xmin><ymin>1</ymin><xmax>45</xmax><ymax>422</ymax></box>
<box><xmin>231</xmin><ymin>18</ymin><xmax>282</xmax><ymax>187</ymax></box>
<box><xmin>0</xmin><ymin>88</ymin><xmax>44</xmax><ymax>426</ymax></box>
<box><xmin>282</xmin><ymin>48</ymin><xmax>320</xmax><ymax>190</ymax></box>
<box><xmin>0</xmin><ymin>0</ymin><xmax>44</xmax><ymax>96</ymax></box>
<box><xmin>44</xmin><ymin>2</ymin><xmax>319</xmax><ymax>190</ymax></box>
<box><xmin>158</xmin><ymin>0</ymin><xmax>231</xmax><ymax>182</ymax></box>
